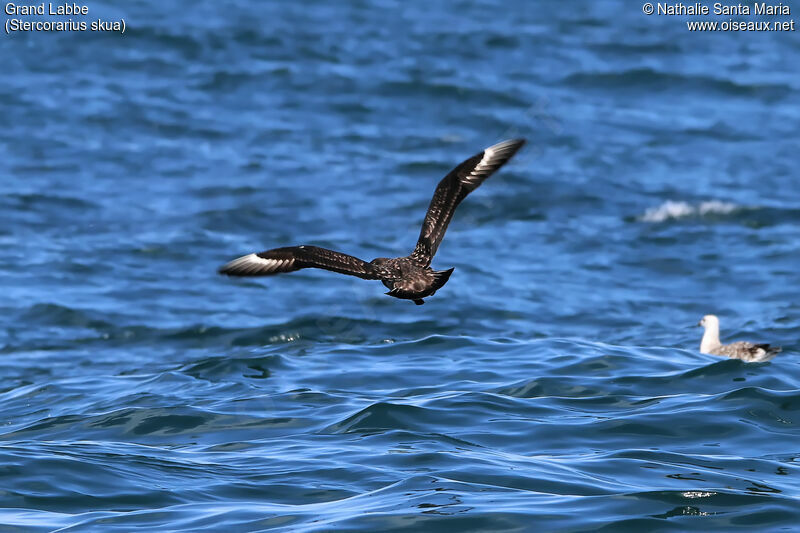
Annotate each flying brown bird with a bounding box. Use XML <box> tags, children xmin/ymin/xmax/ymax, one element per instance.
<box><xmin>219</xmin><ymin>139</ymin><xmax>525</xmax><ymax>304</ymax></box>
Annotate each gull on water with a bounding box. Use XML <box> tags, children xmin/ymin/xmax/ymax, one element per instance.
<box><xmin>697</xmin><ymin>314</ymin><xmax>780</xmax><ymax>362</ymax></box>
<box><xmin>219</xmin><ymin>139</ymin><xmax>526</xmax><ymax>305</ymax></box>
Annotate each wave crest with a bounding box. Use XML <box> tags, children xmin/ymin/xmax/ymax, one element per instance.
<box><xmin>639</xmin><ymin>200</ymin><xmax>741</xmax><ymax>223</ymax></box>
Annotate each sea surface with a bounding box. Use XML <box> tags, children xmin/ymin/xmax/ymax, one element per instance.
<box><xmin>2</xmin><ymin>1</ymin><xmax>800</xmax><ymax>531</ymax></box>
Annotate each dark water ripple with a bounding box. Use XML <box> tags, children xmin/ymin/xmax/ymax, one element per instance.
<box><xmin>2</xmin><ymin>0</ymin><xmax>800</xmax><ymax>530</ymax></box>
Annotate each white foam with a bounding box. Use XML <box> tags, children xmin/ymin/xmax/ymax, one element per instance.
<box><xmin>639</xmin><ymin>200</ymin><xmax>739</xmax><ymax>223</ymax></box>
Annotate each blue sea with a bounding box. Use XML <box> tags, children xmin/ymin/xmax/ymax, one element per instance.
<box><xmin>2</xmin><ymin>1</ymin><xmax>800</xmax><ymax>531</ymax></box>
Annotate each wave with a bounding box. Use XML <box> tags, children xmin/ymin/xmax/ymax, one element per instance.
<box><xmin>638</xmin><ymin>200</ymin><xmax>742</xmax><ymax>223</ymax></box>
<box><xmin>562</xmin><ymin>68</ymin><xmax>794</xmax><ymax>98</ymax></box>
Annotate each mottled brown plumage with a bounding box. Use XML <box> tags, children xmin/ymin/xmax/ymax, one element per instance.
<box><xmin>219</xmin><ymin>139</ymin><xmax>525</xmax><ymax>304</ymax></box>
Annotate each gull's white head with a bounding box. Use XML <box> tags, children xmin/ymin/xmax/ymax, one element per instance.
<box><xmin>698</xmin><ymin>314</ymin><xmax>719</xmax><ymax>330</ymax></box>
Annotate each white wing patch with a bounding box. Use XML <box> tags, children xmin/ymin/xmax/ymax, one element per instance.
<box><xmin>461</xmin><ymin>147</ymin><xmax>495</xmax><ymax>187</ymax></box>
<box><xmin>460</xmin><ymin>139</ymin><xmax>522</xmax><ymax>188</ymax></box>
<box><xmin>221</xmin><ymin>253</ymin><xmax>294</xmax><ymax>275</ymax></box>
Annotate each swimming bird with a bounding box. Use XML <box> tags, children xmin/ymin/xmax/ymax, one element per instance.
<box><xmin>697</xmin><ymin>314</ymin><xmax>780</xmax><ymax>362</ymax></box>
<box><xmin>219</xmin><ymin>139</ymin><xmax>526</xmax><ymax>304</ymax></box>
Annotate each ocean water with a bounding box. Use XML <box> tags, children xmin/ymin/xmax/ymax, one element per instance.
<box><xmin>2</xmin><ymin>1</ymin><xmax>800</xmax><ymax>530</ymax></box>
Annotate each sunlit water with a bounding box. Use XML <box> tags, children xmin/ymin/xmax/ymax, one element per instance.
<box><xmin>2</xmin><ymin>1</ymin><xmax>799</xmax><ymax>530</ymax></box>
